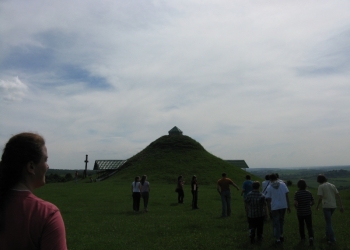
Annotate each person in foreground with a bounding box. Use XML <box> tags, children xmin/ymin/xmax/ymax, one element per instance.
<box><xmin>316</xmin><ymin>174</ymin><xmax>344</xmax><ymax>245</ymax></box>
<box><xmin>0</xmin><ymin>132</ymin><xmax>67</xmax><ymax>250</ymax></box>
<box><xmin>294</xmin><ymin>179</ymin><xmax>314</xmax><ymax>246</ymax></box>
<box><xmin>265</xmin><ymin>173</ymin><xmax>291</xmax><ymax>244</ymax></box>
<box><xmin>217</xmin><ymin>172</ymin><xmax>239</xmax><ymax>217</ymax></box>
<box><xmin>245</xmin><ymin>181</ymin><xmax>266</xmax><ymax>244</ymax></box>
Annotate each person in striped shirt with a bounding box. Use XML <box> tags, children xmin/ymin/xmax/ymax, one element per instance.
<box><xmin>245</xmin><ymin>181</ymin><xmax>266</xmax><ymax>243</ymax></box>
<box><xmin>294</xmin><ymin>179</ymin><xmax>314</xmax><ymax>246</ymax></box>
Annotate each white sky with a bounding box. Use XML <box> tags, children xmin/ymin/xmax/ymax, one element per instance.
<box><xmin>1</xmin><ymin>0</ymin><xmax>349</xmax><ymax>169</ymax></box>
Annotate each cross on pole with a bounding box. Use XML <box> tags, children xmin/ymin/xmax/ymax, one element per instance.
<box><xmin>84</xmin><ymin>154</ymin><xmax>89</xmax><ymax>179</ymax></box>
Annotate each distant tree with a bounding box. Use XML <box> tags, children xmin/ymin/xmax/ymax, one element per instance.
<box><xmin>286</xmin><ymin>180</ymin><xmax>292</xmax><ymax>186</ymax></box>
<box><xmin>65</xmin><ymin>173</ymin><xmax>73</xmax><ymax>181</ymax></box>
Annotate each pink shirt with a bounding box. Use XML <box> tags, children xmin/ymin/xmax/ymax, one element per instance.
<box><xmin>0</xmin><ymin>190</ymin><xmax>67</xmax><ymax>250</ymax></box>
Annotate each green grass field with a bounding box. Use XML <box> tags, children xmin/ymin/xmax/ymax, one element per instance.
<box><xmin>34</xmin><ymin>177</ymin><xmax>350</xmax><ymax>250</ymax></box>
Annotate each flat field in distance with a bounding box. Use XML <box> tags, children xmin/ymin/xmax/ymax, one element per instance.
<box><xmin>35</xmin><ymin>177</ymin><xmax>350</xmax><ymax>250</ymax></box>
<box><xmin>248</xmin><ymin>166</ymin><xmax>350</xmax><ymax>190</ymax></box>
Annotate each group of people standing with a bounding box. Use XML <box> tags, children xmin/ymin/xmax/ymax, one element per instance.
<box><xmin>175</xmin><ymin>175</ymin><xmax>199</xmax><ymax>209</ymax></box>
<box><xmin>240</xmin><ymin>173</ymin><xmax>344</xmax><ymax>246</ymax></box>
<box><xmin>131</xmin><ymin>175</ymin><xmax>150</xmax><ymax>212</ymax></box>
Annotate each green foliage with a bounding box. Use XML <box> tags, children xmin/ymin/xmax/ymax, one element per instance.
<box><xmin>286</xmin><ymin>180</ymin><xmax>292</xmax><ymax>186</ymax></box>
<box><xmin>65</xmin><ymin>173</ymin><xmax>73</xmax><ymax>181</ymax></box>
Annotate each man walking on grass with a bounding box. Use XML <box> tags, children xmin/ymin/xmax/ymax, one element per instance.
<box><xmin>217</xmin><ymin>173</ymin><xmax>240</xmax><ymax>217</ymax></box>
<box><xmin>265</xmin><ymin>173</ymin><xmax>291</xmax><ymax>244</ymax></box>
<box><xmin>316</xmin><ymin>174</ymin><xmax>344</xmax><ymax>245</ymax></box>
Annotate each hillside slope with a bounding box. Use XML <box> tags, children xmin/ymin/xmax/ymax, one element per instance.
<box><xmin>115</xmin><ymin>135</ymin><xmax>252</xmax><ymax>185</ymax></box>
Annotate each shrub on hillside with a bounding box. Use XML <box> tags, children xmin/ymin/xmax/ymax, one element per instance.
<box><xmin>286</xmin><ymin>180</ymin><xmax>292</xmax><ymax>186</ymax></box>
<box><xmin>65</xmin><ymin>173</ymin><xmax>73</xmax><ymax>181</ymax></box>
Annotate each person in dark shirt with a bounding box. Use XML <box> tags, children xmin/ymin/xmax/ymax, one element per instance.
<box><xmin>245</xmin><ymin>181</ymin><xmax>266</xmax><ymax>244</ymax></box>
<box><xmin>294</xmin><ymin>179</ymin><xmax>314</xmax><ymax>246</ymax></box>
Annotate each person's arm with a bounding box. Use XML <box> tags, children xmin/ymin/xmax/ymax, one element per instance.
<box><xmin>231</xmin><ymin>181</ymin><xmax>240</xmax><ymax>191</ymax></box>
<box><xmin>336</xmin><ymin>193</ymin><xmax>344</xmax><ymax>213</ymax></box>
<box><xmin>310</xmin><ymin>197</ymin><xmax>315</xmax><ymax>206</ymax></box>
<box><xmin>316</xmin><ymin>195</ymin><xmax>322</xmax><ymax>210</ymax></box>
<box><xmin>41</xmin><ymin>210</ymin><xmax>67</xmax><ymax>250</ymax></box>
<box><xmin>266</xmin><ymin>198</ymin><xmax>271</xmax><ymax>213</ymax></box>
<box><xmin>286</xmin><ymin>193</ymin><xmax>291</xmax><ymax>213</ymax></box>
<box><xmin>217</xmin><ymin>184</ymin><xmax>221</xmax><ymax>195</ymax></box>
<box><xmin>294</xmin><ymin>200</ymin><xmax>298</xmax><ymax>209</ymax></box>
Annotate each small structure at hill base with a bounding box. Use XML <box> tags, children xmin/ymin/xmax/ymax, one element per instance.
<box><xmin>226</xmin><ymin>160</ymin><xmax>249</xmax><ymax>171</ymax></box>
<box><xmin>93</xmin><ymin>160</ymin><xmax>127</xmax><ymax>181</ymax></box>
<box><xmin>168</xmin><ymin>126</ymin><xmax>183</xmax><ymax>136</ymax></box>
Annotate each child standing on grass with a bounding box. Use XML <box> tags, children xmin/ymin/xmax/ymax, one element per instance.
<box><xmin>245</xmin><ymin>181</ymin><xmax>266</xmax><ymax>244</ymax></box>
<box><xmin>294</xmin><ymin>179</ymin><xmax>314</xmax><ymax>246</ymax></box>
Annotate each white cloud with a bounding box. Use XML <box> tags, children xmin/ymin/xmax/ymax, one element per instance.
<box><xmin>0</xmin><ymin>0</ymin><xmax>350</xmax><ymax>169</ymax></box>
<box><xmin>0</xmin><ymin>77</ymin><xmax>28</xmax><ymax>101</ymax></box>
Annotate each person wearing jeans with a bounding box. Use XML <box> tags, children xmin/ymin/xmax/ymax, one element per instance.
<box><xmin>217</xmin><ymin>173</ymin><xmax>239</xmax><ymax>217</ymax></box>
<box><xmin>316</xmin><ymin>174</ymin><xmax>344</xmax><ymax>244</ymax></box>
<box><xmin>265</xmin><ymin>174</ymin><xmax>291</xmax><ymax>244</ymax></box>
<box><xmin>294</xmin><ymin>179</ymin><xmax>314</xmax><ymax>246</ymax></box>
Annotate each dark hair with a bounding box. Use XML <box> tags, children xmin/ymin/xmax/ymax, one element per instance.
<box><xmin>141</xmin><ymin>175</ymin><xmax>147</xmax><ymax>185</ymax></box>
<box><xmin>245</xmin><ymin>175</ymin><xmax>251</xmax><ymax>180</ymax></box>
<box><xmin>317</xmin><ymin>174</ymin><xmax>327</xmax><ymax>184</ymax></box>
<box><xmin>297</xmin><ymin>179</ymin><xmax>307</xmax><ymax>190</ymax></box>
<box><xmin>252</xmin><ymin>181</ymin><xmax>260</xmax><ymax>190</ymax></box>
<box><xmin>0</xmin><ymin>132</ymin><xmax>45</xmax><ymax>231</ymax></box>
<box><xmin>275</xmin><ymin>173</ymin><xmax>279</xmax><ymax>178</ymax></box>
<box><xmin>265</xmin><ymin>175</ymin><xmax>270</xmax><ymax>180</ymax></box>
<box><xmin>269</xmin><ymin>173</ymin><xmax>277</xmax><ymax>181</ymax></box>
<box><xmin>134</xmin><ymin>176</ymin><xmax>140</xmax><ymax>187</ymax></box>
<box><xmin>191</xmin><ymin>175</ymin><xmax>197</xmax><ymax>186</ymax></box>
<box><xmin>178</xmin><ymin>175</ymin><xmax>183</xmax><ymax>181</ymax></box>
<box><xmin>222</xmin><ymin>173</ymin><xmax>227</xmax><ymax>177</ymax></box>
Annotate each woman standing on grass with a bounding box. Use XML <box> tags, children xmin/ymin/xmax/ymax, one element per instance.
<box><xmin>132</xmin><ymin>176</ymin><xmax>141</xmax><ymax>212</ymax></box>
<box><xmin>191</xmin><ymin>175</ymin><xmax>199</xmax><ymax>209</ymax></box>
<box><xmin>0</xmin><ymin>132</ymin><xmax>67</xmax><ymax>250</ymax></box>
<box><xmin>177</xmin><ymin>175</ymin><xmax>185</xmax><ymax>203</ymax></box>
<box><xmin>140</xmin><ymin>175</ymin><xmax>150</xmax><ymax>212</ymax></box>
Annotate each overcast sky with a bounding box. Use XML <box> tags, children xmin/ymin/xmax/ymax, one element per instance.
<box><xmin>1</xmin><ymin>0</ymin><xmax>350</xmax><ymax>170</ymax></box>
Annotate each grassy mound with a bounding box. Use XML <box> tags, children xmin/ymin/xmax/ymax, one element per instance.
<box><xmin>116</xmin><ymin>135</ymin><xmax>250</xmax><ymax>185</ymax></box>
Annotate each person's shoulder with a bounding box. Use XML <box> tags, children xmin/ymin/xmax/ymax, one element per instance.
<box><xmin>28</xmin><ymin>193</ymin><xmax>60</xmax><ymax>213</ymax></box>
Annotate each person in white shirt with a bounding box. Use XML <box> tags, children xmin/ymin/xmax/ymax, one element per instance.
<box><xmin>265</xmin><ymin>174</ymin><xmax>291</xmax><ymax>244</ymax></box>
<box><xmin>316</xmin><ymin>174</ymin><xmax>344</xmax><ymax>244</ymax></box>
<box><xmin>131</xmin><ymin>176</ymin><xmax>141</xmax><ymax>212</ymax></box>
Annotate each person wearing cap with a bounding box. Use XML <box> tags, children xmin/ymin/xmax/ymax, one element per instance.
<box><xmin>217</xmin><ymin>173</ymin><xmax>240</xmax><ymax>217</ymax></box>
<box><xmin>191</xmin><ymin>175</ymin><xmax>199</xmax><ymax>209</ymax></box>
